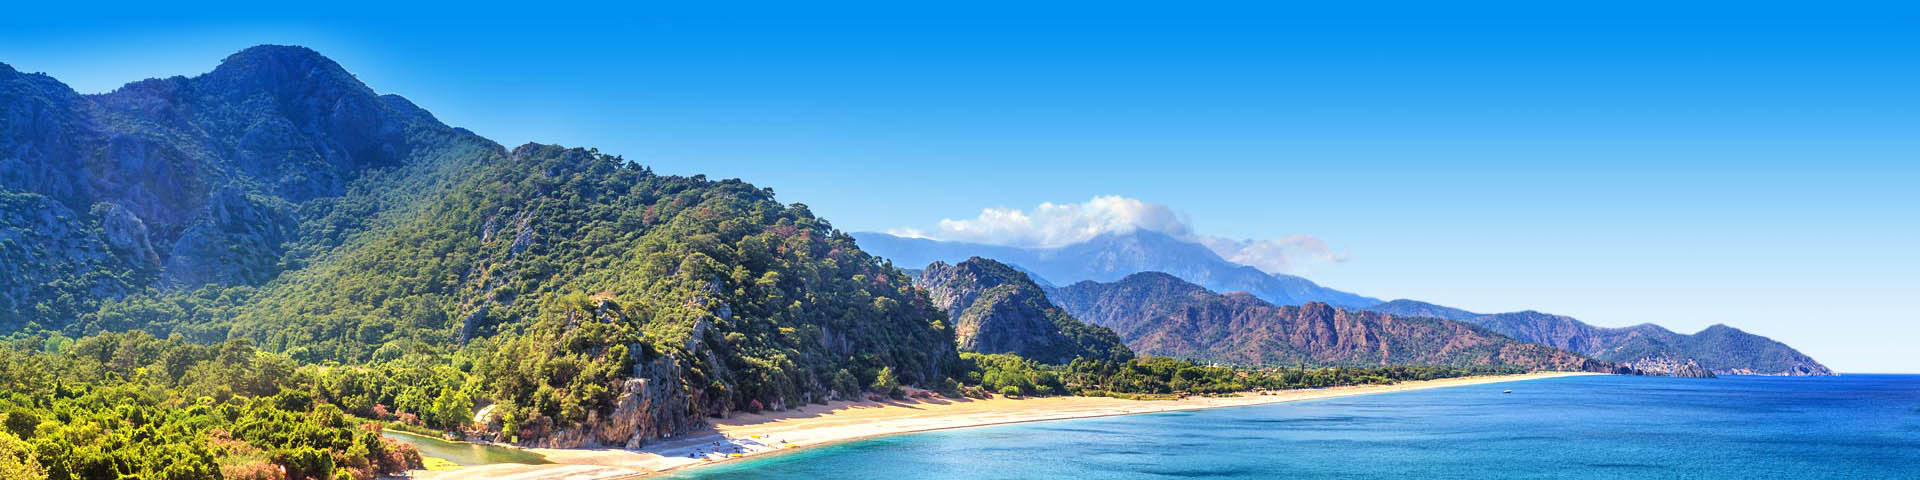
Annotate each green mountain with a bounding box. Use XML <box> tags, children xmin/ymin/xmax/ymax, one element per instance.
<box><xmin>916</xmin><ymin>257</ymin><xmax>1131</xmax><ymax>364</ymax></box>
<box><xmin>1047</xmin><ymin>273</ymin><xmax>1616</xmax><ymax>371</ymax></box>
<box><xmin>1470</xmin><ymin>311</ymin><xmax>1831</xmax><ymax>376</ymax></box>
<box><xmin>1</xmin><ymin>46</ymin><xmax>960</xmax><ymax>451</ymax></box>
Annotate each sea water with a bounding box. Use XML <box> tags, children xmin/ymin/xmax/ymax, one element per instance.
<box><xmin>671</xmin><ymin>374</ymin><xmax>1920</xmax><ymax>479</ymax></box>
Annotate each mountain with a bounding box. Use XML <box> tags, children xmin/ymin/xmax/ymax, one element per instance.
<box><xmin>1361</xmin><ymin>301</ymin><xmax>1833</xmax><ymax>376</ymax></box>
<box><xmin>1468</xmin><ymin>311</ymin><xmax>1831</xmax><ymax>376</ymax></box>
<box><xmin>1047</xmin><ymin>272</ymin><xmax>1615</xmax><ymax>371</ymax></box>
<box><xmin>1</xmin><ymin>46</ymin><xmax>962</xmax><ymax>449</ymax></box>
<box><xmin>1364</xmin><ymin>299</ymin><xmax>1483</xmax><ymax>322</ymax></box>
<box><xmin>915</xmin><ymin>257</ymin><xmax>1131</xmax><ymax>364</ymax></box>
<box><xmin>1</xmin><ymin>45</ymin><xmax>498</xmax><ymax>332</ymax></box>
<box><xmin>854</xmin><ymin>230</ymin><xmax>1381</xmax><ymax>309</ymax></box>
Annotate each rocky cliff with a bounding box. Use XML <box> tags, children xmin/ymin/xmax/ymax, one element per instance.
<box><xmin>917</xmin><ymin>257</ymin><xmax>1131</xmax><ymax>364</ymax></box>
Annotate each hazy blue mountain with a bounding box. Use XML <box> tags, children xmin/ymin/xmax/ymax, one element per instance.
<box><xmin>854</xmin><ymin>230</ymin><xmax>1381</xmax><ymax>308</ymax></box>
<box><xmin>1362</xmin><ymin>300</ymin><xmax>1833</xmax><ymax>376</ymax></box>
<box><xmin>1364</xmin><ymin>299</ymin><xmax>1484</xmax><ymax>322</ymax></box>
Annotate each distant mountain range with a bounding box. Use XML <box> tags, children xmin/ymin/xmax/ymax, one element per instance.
<box><xmin>1367</xmin><ymin>300</ymin><xmax>1831</xmax><ymax>376</ymax></box>
<box><xmin>855</xmin><ymin>230</ymin><xmax>1382</xmax><ymax>308</ymax></box>
<box><xmin>1367</xmin><ymin>299</ymin><xmax>1827</xmax><ymax>374</ymax></box>
<box><xmin>916</xmin><ymin>258</ymin><xmax>1132</xmax><ymax>364</ymax></box>
<box><xmin>1044</xmin><ymin>272</ymin><xmax>1615</xmax><ymax>372</ymax></box>
<box><xmin>859</xmin><ymin>231</ymin><xmax>1831</xmax><ymax>376</ymax></box>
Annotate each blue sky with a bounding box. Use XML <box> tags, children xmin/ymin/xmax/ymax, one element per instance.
<box><xmin>3</xmin><ymin>1</ymin><xmax>1916</xmax><ymax>372</ymax></box>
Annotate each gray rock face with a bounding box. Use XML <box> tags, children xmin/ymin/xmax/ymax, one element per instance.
<box><xmin>161</xmin><ymin>187</ymin><xmax>298</xmax><ymax>288</ymax></box>
<box><xmin>99</xmin><ymin>202</ymin><xmax>160</xmax><ymax>268</ymax></box>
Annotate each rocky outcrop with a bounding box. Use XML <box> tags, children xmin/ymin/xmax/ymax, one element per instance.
<box><xmin>917</xmin><ymin>257</ymin><xmax>1131</xmax><ymax>364</ymax></box>
<box><xmin>100</xmin><ymin>202</ymin><xmax>160</xmax><ymax>268</ymax></box>
<box><xmin>507</xmin><ymin>353</ymin><xmax>709</xmax><ymax>449</ymax></box>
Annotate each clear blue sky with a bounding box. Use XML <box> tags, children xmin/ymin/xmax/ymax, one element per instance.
<box><xmin>4</xmin><ymin>1</ymin><xmax>1916</xmax><ymax>372</ymax></box>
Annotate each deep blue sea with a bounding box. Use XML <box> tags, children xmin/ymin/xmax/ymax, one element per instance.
<box><xmin>671</xmin><ymin>375</ymin><xmax>1920</xmax><ymax>479</ymax></box>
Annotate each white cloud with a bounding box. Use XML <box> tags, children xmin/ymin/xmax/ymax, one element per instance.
<box><xmin>1199</xmin><ymin>234</ymin><xmax>1350</xmax><ymax>274</ymax></box>
<box><xmin>897</xmin><ymin>195</ymin><xmax>1346</xmax><ymax>273</ymax></box>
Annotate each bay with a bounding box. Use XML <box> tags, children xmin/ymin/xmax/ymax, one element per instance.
<box><xmin>671</xmin><ymin>375</ymin><xmax>1920</xmax><ymax>479</ymax></box>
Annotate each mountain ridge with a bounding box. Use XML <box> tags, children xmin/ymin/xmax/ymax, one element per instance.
<box><xmin>854</xmin><ymin>230</ymin><xmax>1382</xmax><ymax>309</ymax></box>
<box><xmin>1367</xmin><ymin>302</ymin><xmax>1832</xmax><ymax>376</ymax></box>
<box><xmin>1046</xmin><ymin>272</ymin><xmax>1616</xmax><ymax>372</ymax></box>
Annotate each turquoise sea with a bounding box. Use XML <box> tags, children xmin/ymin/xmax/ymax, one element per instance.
<box><xmin>671</xmin><ymin>375</ymin><xmax>1920</xmax><ymax>479</ymax></box>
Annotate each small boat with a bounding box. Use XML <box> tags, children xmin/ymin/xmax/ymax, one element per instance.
<box><xmin>1502</xmin><ymin>389</ymin><xmax>1512</xmax><ymax>394</ymax></box>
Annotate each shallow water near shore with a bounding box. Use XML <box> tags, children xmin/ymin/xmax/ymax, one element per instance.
<box><xmin>669</xmin><ymin>374</ymin><xmax>1920</xmax><ymax>479</ymax></box>
<box><xmin>382</xmin><ymin>430</ymin><xmax>551</xmax><ymax>466</ymax></box>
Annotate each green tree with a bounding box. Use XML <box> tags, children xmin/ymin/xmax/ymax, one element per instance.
<box><xmin>870</xmin><ymin>366</ymin><xmax>902</xmax><ymax>398</ymax></box>
<box><xmin>0</xmin><ymin>428</ymin><xmax>46</xmax><ymax>480</ymax></box>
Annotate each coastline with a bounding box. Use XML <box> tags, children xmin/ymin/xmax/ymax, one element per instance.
<box><xmin>409</xmin><ymin>371</ymin><xmax>1600</xmax><ymax>479</ymax></box>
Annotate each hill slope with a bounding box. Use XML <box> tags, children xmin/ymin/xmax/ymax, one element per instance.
<box><xmin>915</xmin><ymin>257</ymin><xmax>1131</xmax><ymax>364</ymax></box>
<box><xmin>1047</xmin><ymin>273</ymin><xmax>1613</xmax><ymax>371</ymax></box>
<box><xmin>855</xmin><ymin>230</ymin><xmax>1381</xmax><ymax>308</ymax></box>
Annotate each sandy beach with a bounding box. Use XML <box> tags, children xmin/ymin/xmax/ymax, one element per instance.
<box><xmin>409</xmin><ymin>371</ymin><xmax>1599</xmax><ymax>479</ymax></box>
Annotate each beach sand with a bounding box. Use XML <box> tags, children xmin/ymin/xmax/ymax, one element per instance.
<box><xmin>409</xmin><ymin>371</ymin><xmax>1599</xmax><ymax>479</ymax></box>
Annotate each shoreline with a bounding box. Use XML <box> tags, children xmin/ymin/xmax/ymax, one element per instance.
<box><xmin>409</xmin><ymin>371</ymin><xmax>1601</xmax><ymax>479</ymax></box>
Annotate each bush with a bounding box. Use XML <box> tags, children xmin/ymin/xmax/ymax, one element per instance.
<box><xmin>998</xmin><ymin>385</ymin><xmax>1022</xmax><ymax>398</ymax></box>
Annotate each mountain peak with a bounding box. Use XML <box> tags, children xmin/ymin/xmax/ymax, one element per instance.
<box><xmin>221</xmin><ymin>44</ymin><xmax>336</xmax><ymax>67</ymax></box>
<box><xmin>201</xmin><ymin>44</ymin><xmax>367</xmax><ymax>96</ymax></box>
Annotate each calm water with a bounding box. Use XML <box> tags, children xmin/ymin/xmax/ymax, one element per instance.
<box><xmin>381</xmin><ymin>430</ymin><xmax>550</xmax><ymax>466</ymax></box>
<box><xmin>672</xmin><ymin>375</ymin><xmax>1920</xmax><ymax>479</ymax></box>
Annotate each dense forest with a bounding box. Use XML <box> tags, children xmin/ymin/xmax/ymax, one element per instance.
<box><xmin>961</xmin><ymin>352</ymin><xmax>1527</xmax><ymax>399</ymax></box>
<box><xmin>0</xmin><ymin>333</ymin><xmax>425</xmax><ymax>480</ymax></box>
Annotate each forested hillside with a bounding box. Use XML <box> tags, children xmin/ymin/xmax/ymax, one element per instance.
<box><xmin>1</xmin><ymin>46</ymin><xmax>961</xmax><ymax>456</ymax></box>
<box><xmin>916</xmin><ymin>257</ymin><xmax>1131</xmax><ymax>364</ymax></box>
